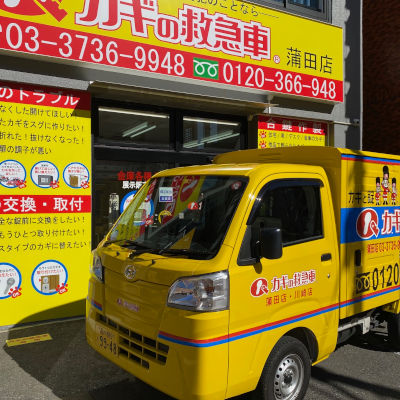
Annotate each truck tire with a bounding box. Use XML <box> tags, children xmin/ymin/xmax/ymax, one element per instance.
<box><xmin>252</xmin><ymin>336</ymin><xmax>311</xmax><ymax>400</ymax></box>
<box><xmin>387</xmin><ymin>312</ymin><xmax>400</xmax><ymax>350</ymax></box>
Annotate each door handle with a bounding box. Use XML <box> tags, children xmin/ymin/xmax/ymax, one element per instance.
<box><xmin>321</xmin><ymin>253</ymin><xmax>332</xmax><ymax>262</ymax></box>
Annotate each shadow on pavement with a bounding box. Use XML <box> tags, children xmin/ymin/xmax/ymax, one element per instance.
<box><xmin>347</xmin><ymin>325</ymin><xmax>394</xmax><ymax>353</ymax></box>
<box><xmin>3</xmin><ymin>302</ymin><xmax>256</xmax><ymax>400</ymax></box>
<box><xmin>89</xmin><ymin>379</ymin><xmax>173</xmax><ymax>400</ymax></box>
<box><xmin>3</xmin><ymin>302</ymin><xmax>173</xmax><ymax>400</ymax></box>
<box><xmin>311</xmin><ymin>366</ymin><xmax>400</xmax><ymax>400</ymax></box>
<box><xmin>308</xmin><ymin>325</ymin><xmax>400</xmax><ymax>400</ymax></box>
<box><xmin>4</xmin><ymin>309</ymin><xmax>400</xmax><ymax>400</ymax></box>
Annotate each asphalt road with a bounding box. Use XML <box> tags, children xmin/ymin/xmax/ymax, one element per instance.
<box><xmin>0</xmin><ymin>318</ymin><xmax>399</xmax><ymax>400</ymax></box>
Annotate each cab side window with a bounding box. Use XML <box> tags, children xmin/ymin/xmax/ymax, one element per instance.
<box><xmin>253</xmin><ymin>182</ymin><xmax>323</xmax><ymax>245</ymax></box>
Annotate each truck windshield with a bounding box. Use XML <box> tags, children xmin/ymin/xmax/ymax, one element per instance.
<box><xmin>107</xmin><ymin>175</ymin><xmax>248</xmax><ymax>259</ymax></box>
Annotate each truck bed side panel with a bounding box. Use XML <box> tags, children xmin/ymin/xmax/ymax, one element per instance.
<box><xmin>340</xmin><ymin>153</ymin><xmax>400</xmax><ymax>318</ymax></box>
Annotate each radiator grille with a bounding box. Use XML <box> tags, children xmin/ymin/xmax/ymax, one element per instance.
<box><xmin>97</xmin><ymin>313</ymin><xmax>169</xmax><ymax>369</ymax></box>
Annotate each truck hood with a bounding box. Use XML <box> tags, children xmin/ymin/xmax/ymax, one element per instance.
<box><xmin>98</xmin><ymin>243</ymin><xmax>234</xmax><ymax>287</ymax></box>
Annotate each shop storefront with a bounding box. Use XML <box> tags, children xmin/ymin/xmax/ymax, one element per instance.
<box><xmin>92</xmin><ymin>98</ymin><xmax>246</xmax><ymax>246</ymax></box>
<box><xmin>0</xmin><ymin>0</ymin><xmax>353</xmax><ymax>328</ymax></box>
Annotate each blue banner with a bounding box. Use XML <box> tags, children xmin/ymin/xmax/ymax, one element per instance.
<box><xmin>341</xmin><ymin>206</ymin><xmax>400</xmax><ymax>244</ymax></box>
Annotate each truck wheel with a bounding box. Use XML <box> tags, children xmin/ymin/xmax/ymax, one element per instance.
<box><xmin>253</xmin><ymin>336</ymin><xmax>311</xmax><ymax>400</ymax></box>
<box><xmin>387</xmin><ymin>312</ymin><xmax>400</xmax><ymax>350</ymax></box>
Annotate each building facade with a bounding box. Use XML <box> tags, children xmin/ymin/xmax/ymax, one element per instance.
<box><xmin>0</xmin><ymin>0</ymin><xmax>362</xmax><ymax>327</ymax></box>
<box><xmin>363</xmin><ymin>0</ymin><xmax>399</xmax><ymax>154</ymax></box>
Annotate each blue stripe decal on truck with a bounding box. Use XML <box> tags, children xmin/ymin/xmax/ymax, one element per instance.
<box><xmin>342</xmin><ymin>154</ymin><xmax>400</xmax><ymax>165</ymax></box>
<box><xmin>87</xmin><ymin>297</ymin><xmax>103</xmax><ymax>312</ymax></box>
<box><xmin>159</xmin><ymin>302</ymin><xmax>339</xmax><ymax>348</ymax></box>
<box><xmin>158</xmin><ymin>285</ymin><xmax>400</xmax><ymax>347</ymax></box>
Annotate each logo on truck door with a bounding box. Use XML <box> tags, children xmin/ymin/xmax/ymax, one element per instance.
<box><xmin>250</xmin><ymin>278</ymin><xmax>269</xmax><ymax>297</ymax></box>
<box><xmin>250</xmin><ymin>270</ymin><xmax>316</xmax><ymax>298</ymax></box>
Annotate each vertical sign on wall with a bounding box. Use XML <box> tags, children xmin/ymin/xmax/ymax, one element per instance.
<box><xmin>258</xmin><ymin>116</ymin><xmax>327</xmax><ymax>148</ymax></box>
<box><xmin>0</xmin><ymin>81</ymin><xmax>91</xmax><ymax>327</ymax></box>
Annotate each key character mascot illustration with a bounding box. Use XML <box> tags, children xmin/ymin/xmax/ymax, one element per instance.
<box><xmin>375</xmin><ymin>177</ymin><xmax>381</xmax><ymax>205</ymax></box>
<box><xmin>382</xmin><ymin>166</ymin><xmax>390</xmax><ymax>205</ymax></box>
<box><xmin>392</xmin><ymin>178</ymin><xmax>397</xmax><ymax>205</ymax></box>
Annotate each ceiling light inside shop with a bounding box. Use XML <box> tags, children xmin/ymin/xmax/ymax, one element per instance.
<box><xmin>121</xmin><ymin>122</ymin><xmax>148</xmax><ymax>137</ymax></box>
<box><xmin>184</xmin><ymin>131</ymin><xmax>239</xmax><ymax>149</ymax></box>
<box><xmin>99</xmin><ymin>107</ymin><xmax>169</xmax><ymax>119</ymax></box>
<box><xmin>128</xmin><ymin>124</ymin><xmax>157</xmax><ymax>138</ymax></box>
<box><xmin>183</xmin><ymin>117</ymin><xmax>240</xmax><ymax>126</ymax></box>
<box><xmin>205</xmin><ymin>130</ymin><xmax>238</xmax><ymax>144</ymax></box>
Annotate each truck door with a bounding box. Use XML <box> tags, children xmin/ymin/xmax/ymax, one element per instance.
<box><xmin>226</xmin><ymin>175</ymin><xmax>339</xmax><ymax>399</ymax></box>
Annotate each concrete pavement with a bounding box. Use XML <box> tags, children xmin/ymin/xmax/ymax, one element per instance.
<box><xmin>1</xmin><ymin>318</ymin><xmax>399</xmax><ymax>400</ymax></box>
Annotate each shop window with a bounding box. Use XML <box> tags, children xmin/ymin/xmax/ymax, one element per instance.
<box><xmin>183</xmin><ymin>117</ymin><xmax>241</xmax><ymax>152</ymax></box>
<box><xmin>289</xmin><ymin>0</ymin><xmax>322</xmax><ymax>11</ymax></box>
<box><xmin>98</xmin><ymin>106</ymin><xmax>170</xmax><ymax>148</ymax></box>
<box><xmin>250</xmin><ymin>0</ymin><xmax>330</xmax><ymax>21</ymax></box>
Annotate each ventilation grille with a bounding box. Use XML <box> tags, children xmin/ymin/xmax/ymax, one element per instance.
<box><xmin>97</xmin><ymin>313</ymin><xmax>169</xmax><ymax>369</ymax></box>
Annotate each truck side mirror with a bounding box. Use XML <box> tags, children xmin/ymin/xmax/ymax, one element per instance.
<box><xmin>252</xmin><ymin>227</ymin><xmax>283</xmax><ymax>260</ymax></box>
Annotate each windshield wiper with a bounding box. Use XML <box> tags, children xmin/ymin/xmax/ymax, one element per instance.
<box><xmin>104</xmin><ymin>239</ymin><xmax>158</xmax><ymax>258</ymax></box>
<box><xmin>103</xmin><ymin>239</ymin><xmax>151</xmax><ymax>250</ymax></box>
<box><xmin>104</xmin><ymin>240</ymin><xmax>211</xmax><ymax>258</ymax></box>
<box><xmin>103</xmin><ymin>239</ymin><xmax>128</xmax><ymax>247</ymax></box>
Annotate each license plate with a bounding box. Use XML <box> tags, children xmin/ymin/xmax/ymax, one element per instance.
<box><xmin>95</xmin><ymin>324</ymin><xmax>118</xmax><ymax>357</ymax></box>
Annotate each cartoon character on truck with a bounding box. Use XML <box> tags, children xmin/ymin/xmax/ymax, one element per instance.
<box><xmin>86</xmin><ymin>146</ymin><xmax>400</xmax><ymax>400</ymax></box>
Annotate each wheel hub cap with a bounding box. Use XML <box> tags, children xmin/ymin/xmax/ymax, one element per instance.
<box><xmin>274</xmin><ymin>354</ymin><xmax>304</xmax><ymax>400</ymax></box>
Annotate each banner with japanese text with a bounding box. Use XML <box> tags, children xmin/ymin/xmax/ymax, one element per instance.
<box><xmin>258</xmin><ymin>116</ymin><xmax>327</xmax><ymax>148</ymax></box>
<box><xmin>0</xmin><ymin>81</ymin><xmax>91</xmax><ymax>327</ymax></box>
<box><xmin>0</xmin><ymin>0</ymin><xmax>342</xmax><ymax>102</ymax></box>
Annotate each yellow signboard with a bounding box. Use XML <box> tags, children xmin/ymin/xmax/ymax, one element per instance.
<box><xmin>0</xmin><ymin>0</ymin><xmax>342</xmax><ymax>101</ymax></box>
<box><xmin>258</xmin><ymin>116</ymin><xmax>327</xmax><ymax>148</ymax></box>
<box><xmin>0</xmin><ymin>81</ymin><xmax>91</xmax><ymax>327</ymax></box>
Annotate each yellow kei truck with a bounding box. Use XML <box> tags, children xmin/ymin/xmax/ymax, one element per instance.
<box><xmin>86</xmin><ymin>146</ymin><xmax>400</xmax><ymax>400</ymax></box>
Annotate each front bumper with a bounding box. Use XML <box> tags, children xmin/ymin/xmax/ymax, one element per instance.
<box><xmin>86</xmin><ymin>299</ymin><xmax>229</xmax><ymax>400</ymax></box>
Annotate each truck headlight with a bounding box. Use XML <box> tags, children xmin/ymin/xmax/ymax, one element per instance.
<box><xmin>167</xmin><ymin>271</ymin><xmax>229</xmax><ymax>312</ymax></box>
<box><xmin>91</xmin><ymin>252</ymin><xmax>104</xmax><ymax>282</ymax></box>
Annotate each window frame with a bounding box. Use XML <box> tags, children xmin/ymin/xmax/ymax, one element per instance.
<box><xmin>92</xmin><ymin>98</ymin><xmax>247</xmax><ymax>154</ymax></box>
<box><xmin>181</xmin><ymin>114</ymin><xmax>244</xmax><ymax>153</ymax></box>
<box><xmin>247</xmin><ymin>178</ymin><xmax>324</xmax><ymax>247</ymax></box>
<box><xmin>94</xmin><ymin>100</ymin><xmax>174</xmax><ymax>151</ymax></box>
<box><xmin>247</xmin><ymin>0</ymin><xmax>331</xmax><ymax>23</ymax></box>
